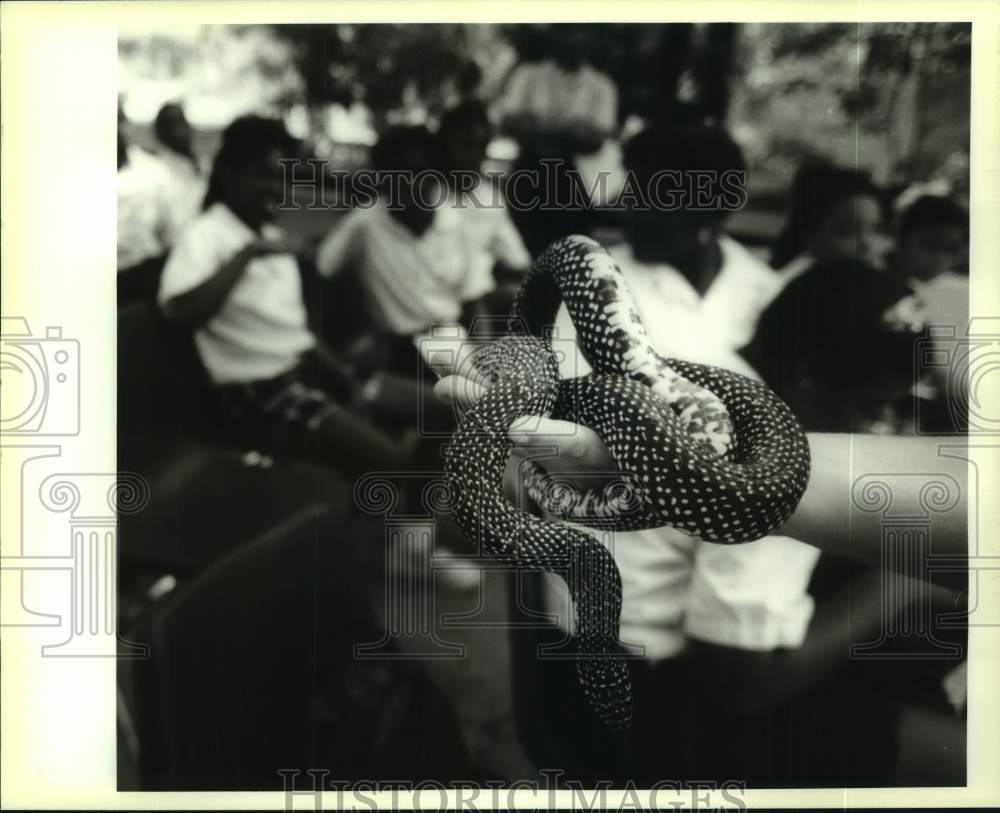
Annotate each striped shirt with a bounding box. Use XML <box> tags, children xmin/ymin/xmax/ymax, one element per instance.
<box><xmin>316</xmin><ymin>188</ymin><xmax>527</xmax><ymax>336</ymax></box>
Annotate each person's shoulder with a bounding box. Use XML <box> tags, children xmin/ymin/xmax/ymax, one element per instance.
<box><xmin>180</xmin><ymin>202</ymin><xmax>248</xmax><ymax>245</ymax></box>
<box><xmin>126</xmin><ymin>144</ymin><xmax>161</xmax><ymax>167</ymax></box>
<box><xmin>811</xmin><ymin>257</ymin><xmax>910</xmax><ymax>301</ymax></box>
<box><xmin>323</xmin><ymin>203</ymin><xmax>389</xmax><ymax>254</ymax></box>
<box><xmin>156</xmin><ymin>148</ymin><xmax>198</xmax><ymax>178</ymax></box>
<box><xmin>260</xmin><ymin>221</ymin><xmax>287</xmax><ymax>241</ymax></box>
<box><xmin>507</xmin><ymin>61</ymin><xmax>542</xmax><ymax>85</ymax></box>
<box><xmin>124</xmin><ymin>145</ymin><xmax>170</xmax><ymax>182</ymax></box>
<box><xmin>774</xmin><ymin>258</ymin><xmax>912</xmax><ymax>327</ymax></box>
<box><xmin>582</xmin><ymin>64</ymin><xmax>617</xmax><ymax>92</ymax></box>
<box><xmin>609</xmin><ymin>244</ymin><xmax>689</xmax><ymax>289</ymax></box>
<box><xmin>196</xmin><ymin>201</ymin><xmax>233</xmax><ymax>229</ymax></box>
<box><xmin>718</xmin><ymin>235</ymin><xmax>773</xmax><ymax>277</ymax></box>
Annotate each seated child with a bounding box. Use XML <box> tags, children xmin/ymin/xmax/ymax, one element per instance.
<box><xmin>158</xmin><ymin>115</ymin><xmax>406</xmax><ymax>479</ymax></box>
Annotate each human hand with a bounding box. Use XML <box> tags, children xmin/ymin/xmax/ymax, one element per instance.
<box><xmin>434</xmin><ymin>372</ymin><xmax>620</xmax><ymax>500</ymax></box>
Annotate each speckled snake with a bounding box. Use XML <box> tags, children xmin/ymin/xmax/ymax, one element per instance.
<box><xmin>443</xmin><ymin>235</ymin><xmax>811</xmax><ymax>730</ymax></box>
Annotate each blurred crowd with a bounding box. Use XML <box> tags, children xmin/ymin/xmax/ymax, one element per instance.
<box><xmin>117</xmin><ymin>23</ymin><xmax>969</xmax><ymax>790</ymax></box>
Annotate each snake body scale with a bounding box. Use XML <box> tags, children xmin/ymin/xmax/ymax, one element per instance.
<box><xmin>443</xmin><ymin>235</ymin><xmax>811</xmax><ymax>730</ymax></box>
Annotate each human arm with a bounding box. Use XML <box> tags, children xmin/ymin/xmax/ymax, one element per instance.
<box><xmin>777</xmin><ymin>433</ymin><xmax>968</xmax><ymax>566</ymax></box>
<box><xmin>315</xmin><ymin>211</ymin><xmax>364</xmax><ymax>279</ymax></box>
<box><xmin>436</xmin><ymin>370</ymin><xmax>968</xmax><ymax>567</ymax></box>
<box><xmin>685</xmin><ymin>564</ymin><xmax>961</xmax><ymax>716</ymax></box>
<box><xmin>160</xmin><ymin>238</ymin><xmax>292</xmax><ymax>329</ymax></box>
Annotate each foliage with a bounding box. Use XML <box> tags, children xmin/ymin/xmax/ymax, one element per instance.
<box><xmin>270</xmin><ymin>24</ymin><xmax>510</xmax><ymax>125</ymax></box>
<box><xmin>730</xmin><ymin>23</ymin><xmax>971</xmax><ymax>191</ymax></box>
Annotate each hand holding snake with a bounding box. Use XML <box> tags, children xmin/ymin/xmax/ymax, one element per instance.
<box><xmin>441</xmin><ymin>235</ymin><xmax>811</xmax><ymax>730</ymax></box>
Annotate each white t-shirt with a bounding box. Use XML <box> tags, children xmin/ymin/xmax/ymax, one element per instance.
<box><xmin>316</xmin><ymin>196</ymin><xmax>522</xmax><ymax>336</ymax></box>
<box><xmin>451</xmin><ymin>175</ymin><xmax>532</xmax><ymax>290</ymax></box>
<box><xmin>496</xmin><ymin>60</ymin><xmax>618</xmax><ymax>137</ymax></box>
<box><xmin>156</xmin><ymin>149</ymin><xmax>206</xmax><ymax>231</ymax></box>
<box><xmin>542</xmin><ymin>237</ymin><xmax>821</xmax><ymax>660</ymax></box>
<box><xmin>117</xmin><ymin>145</ymin><xmax>183</xmax><ymax>270</ymax></box>
<box><xmin>158</xmin><ymin>203</ymin><xmax>315</xmax><ymax>384</ymax></box>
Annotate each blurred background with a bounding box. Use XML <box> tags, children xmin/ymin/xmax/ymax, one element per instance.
<box><xmin>119</xmin><ymin>22</ymin><xmax>971</xmax><ymax>242</ymax></box>
<box><xmin>117</xmin><ymin>22</ymin><xmax>971</xmax><ymax>794</ymax></box>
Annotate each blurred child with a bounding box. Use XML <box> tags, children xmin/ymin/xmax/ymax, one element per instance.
<box><xmin>118</xmin><ymin>100</ymin><xmax>183</xmax><ymax>305</ymax></box>
<box><xmin>158</xmin><ymin>115</ymin><xmax>406</xmax><ymax>479</ymax></box>
<box><xmin>437</xmin><ymin>100</ymin><xmax>531</xmax><ymax>317</ymax></box>
<box><xmin>889</xmin><ymin>194</ymin><xmax>969</xmax><ymax>432</ymax></box>
<box><xmin>494</xmin><ymin>24</ymin><xmax>619</xmax><ymax>254</ymax></box>
<box><xmin>748</xmin><ymin>162</ymin><xmax>918</xmax><ymax>433</ymax></box>
<box><xmin>315</xmin><ymin>122</ymin><xmax>492</xmax><ymax>586</ymax></box>
<box><xmin>770</xmin><ymin>162</ymin><xmax>888</xmax><ymax>280</ymax></box>
<box><xmin>742</xmin><ymin>173</ymin><xmax>949</xmax><ymax>787</ymax></box>
<box><xmin>890</xmin><ymin>193</ymin><xmax>968</xmax><ymax>287</ymax></box>
<box><xmin>316</xmin><ymin>125</ymin><xmax>483</xmax><ymax>345</ymax></box>
<box><xmin>152</xmin><ymin>101</ymin><xmax>206</xmax><ymax>229</ymax></box>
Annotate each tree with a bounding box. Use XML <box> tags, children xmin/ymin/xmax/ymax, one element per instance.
<box><xmin>270</xmin><ymin>24</ymin><xmax>508</xmax><ymax>127</ymax></box>
<box><xmin>730</xmin><ymin>23</ymin><xmax>971</xmax><ymax>188</ymax></box>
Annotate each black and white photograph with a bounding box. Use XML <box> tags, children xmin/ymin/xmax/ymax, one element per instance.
<box><xmin>112</xmin><ymin>18</ymin><xmax>976</xmax><ymax>794</ymax></box>
<box><xmin>3</xmin><ymin>4</ymin><xmax>999</xmax><ymax>811</ymax></box>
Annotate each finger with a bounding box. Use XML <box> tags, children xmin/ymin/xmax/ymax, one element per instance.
<box><xmin>417</xmin><ymin>334</ymin><xmax>489</xmax><ymax>383</ymax></box>
<box><xmin>509</xmin><ymin>417</ymin><xmax>597</xmax><ymax>455</ymax></box>
<box><xmin>434</xmin><ymin>375</ymin><xmax>486</xmax><ymax>409</ymax></box>
<box><xmin>507</xmin><ymin>444</ymin><xmax>620</xmax><ymax>506</ymax></box>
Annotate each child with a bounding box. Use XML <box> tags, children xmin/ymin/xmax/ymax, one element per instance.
<box><xmin>118</xmin><ymin>100</ymin><xmax>183</xmax><ymax>305</ymax></box>
<box><xmin>494</xmin><ymin>24</ymin><xmax>619</xmax><ymax>254</ymax></box>
<box><xmin>890</xmin><ymin>193</ymin><xmax>968</xmax><ymax>285</ymax></box>
<box><xmin>151</xmin><ymin>101</ymin><xmax>205</xmax><ymax>230</ymax></box>
<box><xmin>747</xmin><ymin>162</ymin><xmax>921</xmax><ymax>433</ymax></box>
<box><xmin>316</xmin><ymin>124</ymin><xmax>484</xmax><ymax>341</ymax></box>
<box><xmin>889</xmin><ymin>194</ymin><xmax>969</xmax><ymax>433</ymax></box>
<box><xmin>770</xmin><ymin>162</ymin><xmax>888</xmax><ymax>281</ymax></box>
<box><xmin>743</xmin><ymin>174</ymin><xmax>942</xmax><ymax>787</ymax></box>
<box><xmin>158</xmin><ymin>115</ymin><xmax>405</xmax><ymax>479</ymax></box>
<box><xmin>436</xmin><ymin>100</ymin><xmax>532</xmax><ymax>318</ymax></box>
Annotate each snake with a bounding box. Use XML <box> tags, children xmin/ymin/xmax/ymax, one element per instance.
<box><xmin>442</xmin><ymin>235</ymin><xmax>811</xmax><ymax>731</ymax></box>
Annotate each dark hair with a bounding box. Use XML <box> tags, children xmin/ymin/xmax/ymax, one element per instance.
<box><xmin>771</xmin><ymin>162</ymin><xmax>882</xmax><ymax>269</ymax></box>
<box><xmin>153</xmin><ymin>102</ymin><xmax>184</xmax><ymax>141</ymax></box>
<box><xmin>624</xmin><ymin>124</ymin><xmax>745</xmax><ymax>178</ymax></box>
<box><xmin>622</xmin><ymin>124</ymin><xmax>746</xmax><ymax>222</ymax></box>
<box><xmin>438</xmin><ymin>100</ymin><xmax>491</xmax><ymax>142</ymax></box>
<box><xmin>203</xmin><ymin>115</ymin><xmax>300</xmax><ymax>210</ymax></box>
<box><xmin>368</xmin><ymin>124</ymin><xmax>441</xmax><ymax>235</ymax></box>
<box><xmin>897</xmin><ymin>194</ymin><xmax>968</xmax><ymax>239</ymax></box>
<box><xmin>369</xmin><ymin>124</ymin><xmax>439</xmax><ymax>175</ymax></box>
<box><xmin>154</xmin><ymin>102</ymin><xmax>197</xmax><ymax>166</ymax></box>
<box><xmin>745</xmin><ymin>257</ymin><xmax>923</xmax><ymax>432</ymax></box>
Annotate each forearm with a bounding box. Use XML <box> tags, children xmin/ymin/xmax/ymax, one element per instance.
<box><xmin>162</xmin><ymin>245</ymin><xmax>255</xmax><ymax>328</ymax></box>
<box><xmin>689</xmin><ymin>570</ymin><xmax>960</xmax><ymax>715</ymax></box>
<box><xmin>778</xmin><ymin>433</ymin><xmax>968</xmax><ymax>567</ymax></box>
<box><xmin>684</xmin><ymin>577</ymin><xmax>883</xmax><ymax>717</ymax></box>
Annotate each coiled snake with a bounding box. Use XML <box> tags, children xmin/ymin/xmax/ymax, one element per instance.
<box><xmin>443</xmin><ymin>235</ymin><xmax>811</xmax><ymax>730</ymax></box>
